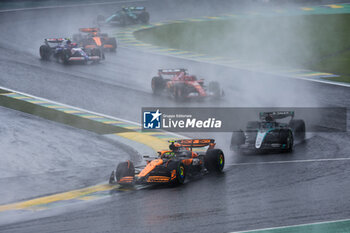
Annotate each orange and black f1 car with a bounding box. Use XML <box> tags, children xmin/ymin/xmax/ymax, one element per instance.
<box><xmin>72</xmin><ymin>28</ymin><xmax>117</xmax><ymax>52</ymax></box>
<box><xmin>109</xmin><ymin>139</ymin><xmax>225</xmax><ymax>186</ymax></box>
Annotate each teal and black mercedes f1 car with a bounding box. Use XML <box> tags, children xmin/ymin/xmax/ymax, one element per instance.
<box><xmin>97</xmin><ymin>6</ymin><xmax>150</xmax><ymax>26</ymax></box>
<box><xmin>230</xmin><ymin>111</ymin><xmax>305</xmax><ymax>153</ymax></box>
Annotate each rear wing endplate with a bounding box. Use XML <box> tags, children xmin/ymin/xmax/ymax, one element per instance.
<box><xmin>259</xmin><ymin>111</ymin><xmax>294</xmax><ymax>120</ymax></box>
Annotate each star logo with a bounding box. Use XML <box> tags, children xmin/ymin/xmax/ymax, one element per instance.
<box><xmin>150</xmin><ymin>109</ymin><xmax>162</xmax><ymax>122</ymax></box>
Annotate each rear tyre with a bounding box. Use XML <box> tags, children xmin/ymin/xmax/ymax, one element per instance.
<box><xmin>39</xmin><ymin>45</ymin><xmax>51</xmax><ymax>60</ymax></box>
<box><xmin>173</xmin><ymin>162</ymin><xmax>186</xmax><ymax>185</ymax></box>
<box><xmin>290</xmin><ymin>119</ymin><xmax>305</xmax><ymax>141</ymax></box>
<box><xmin>139</xmin><ymin>12</ymin><xmax>150</xmax><ymax>24</ymax></box>
<box><xmin>108</xmin><ymin>37</ymin><xmax>117</xmax><ymax>52</ymax></box>
<box><xmin>151</xmin><ymin>76</ymin><xmax>165</xmax><ymax>95</ymax></box>
<box><xmin>114</xmin><ymin>160</ymin><xmax>135</xmax><ymax>184</ymax></box>
<box><xmin>204</xmin><ymin>149</ymin><xmax>225</xmax><ymax>173</ymax></box>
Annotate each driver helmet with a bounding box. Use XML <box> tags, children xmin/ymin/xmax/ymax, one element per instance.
<box><xmin>265</xmin><ymin>114</ymin><xmax>274</xmax><ymax>122</ymax></box>
<box><xmin>65</xmin><ymin>39</ymin><xmax>72</xmax><ymax>47</ymax></box>
<box><xmin>169</xmin><ymin>142</ymin><xmax>181</xmax><ymax>152</ymax></box>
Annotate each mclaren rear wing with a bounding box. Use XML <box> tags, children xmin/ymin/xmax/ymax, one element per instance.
<box><xmin>158</xmin><ymin>69</ymin><xmax>188</xmax><ymax>76</ymax></box>
<box><xmin>79</xmin><ymin>28</ymin><xmax>100</xmax><ymax>33</ymax></box>
<box><xmin>171</xmin><ymin>139</ymin><xmax>216</xmax><ymax>150</ymax></box>
<box><xmin>259</xmin><ymin>111</ymin><xmax>295</xmax><ymax>120</ymax></box>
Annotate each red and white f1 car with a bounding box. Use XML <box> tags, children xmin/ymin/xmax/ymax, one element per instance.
<box><xmin>151</xmin><ymin>69</ymin><xmax>223</xmax><ymax>100</ymax></box>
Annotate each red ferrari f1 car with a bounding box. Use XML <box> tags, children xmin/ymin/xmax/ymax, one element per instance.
<box><xmin>151</xmin><ymin>69</ymin><xmax>223</xmax><ymax>100</ymax></box>
<box><xmin>109</xmin><ymin>139</ymin><xmax>225</xmax><ymax>186</ymax></box>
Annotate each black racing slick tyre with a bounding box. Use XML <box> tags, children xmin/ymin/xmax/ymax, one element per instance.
<box><xmin>204</xmin><ymin>149</ymin><xmax>225</xmax><ymax>173</ymax></box>
<box><xmin>290</xmin><ymin>119</ymin><xmax>306</xmax><ymax>141</ymax></box>
<box><xmin>139</xmin><ymin>12</ymin><xmax>150</xmax><ymax>24</ymax></box>
<box><xmin>111</xmin><ymin>160</ymin><xmax>135</xmax><ymax>184</ymax></box>
<box><xmin>279</xmin><ymin>129</ymin><xmax>294</xmax><ymax>153</ymax></box>
<box><xmin>174</xmin><ymin>162</ymin><xmax>186</xmax><ymax>185</ymax></box>
<box><xmin>39</xmin><ymin>45</ymin><xmax>51</xmax><ymax>60</ymax></box>
<box><xmin>108</xmin><ymin>37</ymin><xmax>117</xmax><ymax>52</ymax></box>
<box><xmin>151</xmin><ymin>76</ymin><xmax>165</xmax><ymax>95</ymax></box>
<box><xmin>286</xmin><ymin>130</ymin><xmax>294</xmax><ymax>153</ymax></box>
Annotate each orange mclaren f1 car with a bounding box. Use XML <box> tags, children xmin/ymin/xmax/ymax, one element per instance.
<box><xmin>72</xmin><ymin>28</ymin><xmax>117</xmax><ymax>52</ymax></box>
<box><xmin>109</xmin><ymin>139</ymin><xmax>225</xmax><ymax>186</ymax></box>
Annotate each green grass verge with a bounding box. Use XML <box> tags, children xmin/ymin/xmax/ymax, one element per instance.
<box><xmin>135</xmin><ymin>14</ymin><xmax>350</xmax><ymax>82</ymax></box>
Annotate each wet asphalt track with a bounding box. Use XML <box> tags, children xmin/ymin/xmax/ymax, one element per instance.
<box><xmin>0</xmin><ymin>106</ymin><xmax>131</xmax><ymax>205</ymax></box>
<box><xmin>0</xmin><ymin>0</ymin><xmax>350</xmax><ymax>232</ymax></box>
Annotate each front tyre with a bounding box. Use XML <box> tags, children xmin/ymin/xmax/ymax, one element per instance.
<box><xmin>204</xmin><ymin>149</ymin><xmax>225</xmax><ymax>173</ymax></box>
<box><xmin>112</xmin><ymin>160</ymin><xmax>135</xmax><ymax>184</ymax></box>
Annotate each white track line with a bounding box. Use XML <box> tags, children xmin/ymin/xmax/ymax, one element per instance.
<box><xmin>230</xmin><ymin>217</ymin><xmax>350</xmax><ymax>233</ymax></box>
<box><xmin>293</xmin><ymin>76</ymin><xmax>350</xmax><ymax>88</ymax></box>
<box><xmin>227</xmin><ymin>157</ymin><xmax>350</xmax><ymax>167</ymax></box>
<box><xmin>0</xmin><ymin>0</ymin><xmax>146</xmax><ymax>13</ymax></box>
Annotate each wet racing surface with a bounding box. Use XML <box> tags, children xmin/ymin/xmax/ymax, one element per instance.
<box><xmin>0</xmin><ymin>0</ymin><xmax>349</xmax><ymax>232</ymax></box>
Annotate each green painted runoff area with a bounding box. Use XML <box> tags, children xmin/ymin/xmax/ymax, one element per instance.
<box><xmin>135</xmin><ymin>4</ymin><xmax>350</xmax><ymax>83</ymax></box>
